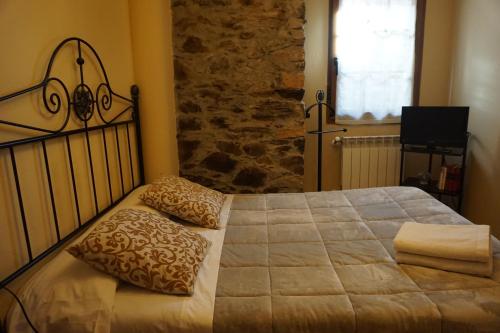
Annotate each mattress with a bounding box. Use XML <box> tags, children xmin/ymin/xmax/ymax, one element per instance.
<box><xmin>8</xmin><ymin>186</ymin><xmax>500</xmax><ymax>333</ymax></box>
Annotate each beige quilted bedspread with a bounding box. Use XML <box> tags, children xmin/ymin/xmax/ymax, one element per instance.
<box><xmin>213</xmin><ymin>187</ymin><xmax>500</xmax><ymax>333</ymax></box>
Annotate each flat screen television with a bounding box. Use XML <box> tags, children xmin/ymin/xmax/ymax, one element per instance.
<box><xmin>400</xmin><ymin>106</ymin><xmax>469</xmax><ymax>147</ymax></box>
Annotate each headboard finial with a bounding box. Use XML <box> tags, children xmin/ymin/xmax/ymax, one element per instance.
<box><xmin>131</xmin><ymin>85</ymin><xmax>139</xmax><ymax>96</ymax></box>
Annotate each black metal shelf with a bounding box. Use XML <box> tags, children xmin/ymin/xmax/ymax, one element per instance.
<box><xmin>401</xmin><ymin>146</ymin><xmax>465</xmax><ymax>157</ymax></box>
<box><xmin>402</xmin><ymin>177</ymin><xmax>460</xmax><ymax>197</ymax></box>
<box><xmin>399</xmin><ymin>138</ymin><xmax>469</xmax><ymax>213</ymax></box>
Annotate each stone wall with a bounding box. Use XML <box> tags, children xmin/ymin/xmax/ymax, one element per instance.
<box><xmin>172</xmin><ymin>0</ymin><xmax>306</xmax><ymax>193</ymax></box>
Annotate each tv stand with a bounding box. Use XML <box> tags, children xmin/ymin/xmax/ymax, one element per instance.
<box><xmin>402</xmin><ymin>145</ymin><xmax>462</xmax><ymax>156</ymax></box>
<box><xmin>399</xmin><ymin>135</ymin><xmax>470</xmax><ymax>213</ymax></box>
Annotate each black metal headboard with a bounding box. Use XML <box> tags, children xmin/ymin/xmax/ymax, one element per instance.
<box><xmin>0</xmin><ymin>37</ymin><xmax>145</xmax><ymax>286</ymax></box>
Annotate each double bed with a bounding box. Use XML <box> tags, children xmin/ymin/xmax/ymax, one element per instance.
<box><xmin>2</xmin><ymin>38</ymin><xmax>500</xmax><ymax>333</ymax></box>
<box><xmin>7</xmin><ymin>186</ymin><xmax>500</xmax><ymax>333</ymax></box>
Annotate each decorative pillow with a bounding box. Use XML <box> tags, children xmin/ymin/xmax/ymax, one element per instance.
<box><xmin>140</xmin><ymin>175</ymin><xmax>226</xmax><ymax>229</ymax></box>
<box><xmin>67</xmin><ymin>209</ymin><xmax>210</xmax><ymax>295</ymax></box>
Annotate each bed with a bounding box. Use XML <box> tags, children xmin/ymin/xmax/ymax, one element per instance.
<box><xmin>2</xmin><ymin>38</ymin><xmax>500</xmax><ymax>333</ymax></box>
<box><xmin>6</xmin><ymin>185</ymin><xmax>500</xmax><ymax>333</ymax></box>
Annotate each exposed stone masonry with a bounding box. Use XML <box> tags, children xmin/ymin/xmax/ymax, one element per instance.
<box><xmin>172</xmin><ymin>0</ymin><xmax>305</xmax><ymax>193</ymax></box>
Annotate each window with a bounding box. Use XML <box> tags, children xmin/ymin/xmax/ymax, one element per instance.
<box><xmin>327</xmin><ymin>0</ymin><xmax>426</xmax><ymax>124</ymax></box>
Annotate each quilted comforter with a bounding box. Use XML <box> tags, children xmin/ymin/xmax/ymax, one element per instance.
<box><xmin>213</xmin><ymin>187</ymin><xmax>500</xmax><ymax>333</ymax></box>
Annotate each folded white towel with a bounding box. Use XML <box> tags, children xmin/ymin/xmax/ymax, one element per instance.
<box><xmin>395</xmin><ymin>250</ymin><xmax>493</xmax><ymax>277</ymax></box>
<box><xmin>393</xmin><ymin>222</ymin><xmax>491</xmax><ymax>263</ymax></box>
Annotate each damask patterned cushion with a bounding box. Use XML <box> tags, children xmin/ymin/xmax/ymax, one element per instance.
<box><xmin>67</xmin><ymin>209</ymin><xmax>210</xmax><ymax>295</ymax></box>
<box><xmin>140</xmin><ymin>175</ymin><xmax>226</xmax><ymax>229</ymax></box>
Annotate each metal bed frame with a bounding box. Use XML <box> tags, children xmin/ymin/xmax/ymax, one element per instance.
<box><xmin>0</xmin><ymin>37</ymin><xmax>145</xmax><ymax>288</ymax></box>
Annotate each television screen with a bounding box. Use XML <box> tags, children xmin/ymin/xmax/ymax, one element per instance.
<box><xmin>400</xmin><ymin>106</ymin><xmax>469</xmax><ymax>147</ymax></box>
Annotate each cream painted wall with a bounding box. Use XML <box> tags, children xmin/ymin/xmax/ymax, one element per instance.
<box><xmin>449</xmin><ymin>0</ymin><xmax>500</xmax><ymax>236</ymax></box>
<box><xmin>129</xmin><ymin>0</ymin><xmax>179</xmax><ymax>182</ymax></box>
<box><xmin>419</xmin><ymin>0</ymin><xmax>455</xmax><ymax>106</ymax></box>
<box><xmin>304</xmin><ymin>0</ymin><xmax>455</xmax><ymax>191</ymax></box>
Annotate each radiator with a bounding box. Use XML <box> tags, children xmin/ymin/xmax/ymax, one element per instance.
<box><xmin>339</xmin><ymin>135</ymin><xmax>401</xmax><ymax>190</ymax></box>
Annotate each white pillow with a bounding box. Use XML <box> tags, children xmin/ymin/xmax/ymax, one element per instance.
<box><xmin>7</xmin><ymin>251</ymin><xmax>118</xmax><ymax>333</ymax></box>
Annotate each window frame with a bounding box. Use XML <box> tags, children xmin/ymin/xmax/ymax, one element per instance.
<box><xmin>326</xmin><ymin>0</ymin><xmax>427</xmax><ymax>124</ymax></box>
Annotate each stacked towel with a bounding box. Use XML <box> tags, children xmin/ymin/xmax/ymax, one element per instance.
<box><xmin>394</xmin><ymin>222</ymin><xmax>493</xmax><ymax>277</ymax></box>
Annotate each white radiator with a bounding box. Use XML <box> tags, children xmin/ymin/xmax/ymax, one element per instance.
<box><xmin>339</xmin><ymin>135</ymin><xmax>401</xmax><ymax>190</ymax></box>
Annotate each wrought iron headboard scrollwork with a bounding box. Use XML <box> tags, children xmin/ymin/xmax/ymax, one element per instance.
<box><xmin>0</xmin><ymin>37</ymin><xmax>145</xmax><ymax>287</ymax></box>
